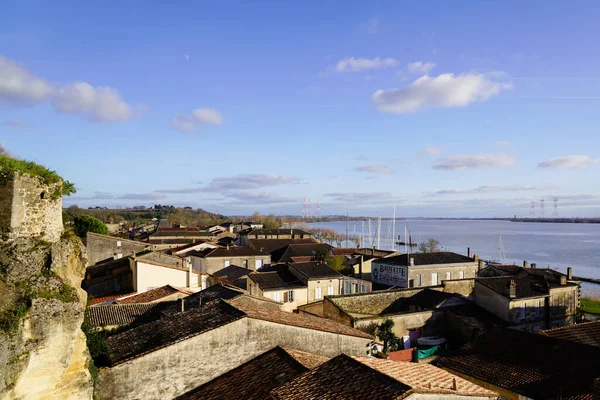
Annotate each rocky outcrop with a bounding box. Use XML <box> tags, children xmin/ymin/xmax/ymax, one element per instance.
<box><xmin>0</xmin><ymin>235</ymin><xmax>93</xmax><ymax>400</ymax></box>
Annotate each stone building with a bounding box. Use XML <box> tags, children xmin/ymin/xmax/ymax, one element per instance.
<box><xmin>239</xmin><ymin>228</ymin><xmax>312</xmax><ymax>246</ymax></box>
<box><xmin>86</xmin><ymin>232</ymin><xmax>152</xmax><ymax>266</ymax></box>
<box><xmin>371</xmin><ymin>252</ymin><xmax>479</xmax><ymax>288</ymax></box>
<box><xmin>187</xmin><ymin>246</ymin><xmax>271</xmax><ymax>275</ymax></box>
<box><xmin>0</xmin><ymin>171</ymin><xmax>64</xmax><ymax>242</ymax></box>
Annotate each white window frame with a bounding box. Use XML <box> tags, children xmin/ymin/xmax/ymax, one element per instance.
<box><xmin>273</xmin><ymin>291</ymin><xmax>281</xmax><ymax>302</ymax></box>
<box><xmin>242</xmin><ymin>259</ymin><xmax>248</xmax><ymax>268</ymax></box>
<box><xmin>431</xmin><ymin>273</ymin><xmax>438</xmax><ymax>286</ymax></box>
<box><xmin>315</xmin><ymin>287</ymin><xmax>322</xmax><ymax>299</ymax></box>
<box><xmin>327</xmin><ymin>285</ymin><xmax>334</xmax><ymax>296</ymax></box>
<box><xmin>459</xmin><ymin>270</ymin><xmax>465</xmax><ymax>279</ymax></box>
<box><xmin>117</xmin><ymin>240</ymin><xmax>122</xmax><ymax>248</ymax></box>
<box><xmin>360</xmin><ymin>284</ymin><xmax>367</xmax><ymax>293</ymax></box>
<box><xmin>288</xmin><ymin>290</ymin><xmax>294</xmax><ymax>302</ymax></box>
<box><xmin>255</xmin><ymin>259</ymin><xmax>263</xmax><ymax>269</ymax></box>
<box><xmin>116</xmin><ymin>253</ymin><xmax>123</xmax><ymax>259</ymax></box>
<box><xmin>446</xmin><ymin>271</ymin><xmax>452</xmax><ymax>281</ymax></box>
<box><xmin>417</xmin><ymin>274</ymin><xmax>422</xmax><ymax>287</ymax></box>
<box><xmin>224</xmin><ymin>260</ymin><xmax>230</xmax><ymax>267</ymax></box>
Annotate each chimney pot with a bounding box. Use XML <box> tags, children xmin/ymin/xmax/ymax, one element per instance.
<box><xmin>474</xmin><ymin>254</ymin><xmax>479</xmax><ymax>262</ymax></box>
<box><xmin>409</xmin><ymin>257</ymin><xmax>415</xmax><ymax>266</ymax></box>
<box><xmin>509</xmin><ymin>279</ymin><xmax>517</xmax><ymax>298</ymax></box>
<box><xmin>560</xmin><ymin>275</ymin><xmax>567</xmax><ymax>285</ymax></box>
<box><xmin>467</xmin><ymin>247</ymin><xmax>470</xmax><ymax>257</ymax></box>
<box><xmin>567</xmin><ymin>267</ymin><xmax>573</xmax><ymax>280</ymax></box>
<box><xmin>523</xmin><ymin>260</ymin><xmax>529</xmax><ymax>268</ymax></box>
<box><xmin>531</xmin><ymin>263</ymin><xmax>537</xmax><ymax>269</ymax></box>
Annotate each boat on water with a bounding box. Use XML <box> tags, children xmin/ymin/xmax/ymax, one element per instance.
<box><xmin>417</xmin><ymin>336</ymin><xmax>446</xmax><ymax>346</ymax></box>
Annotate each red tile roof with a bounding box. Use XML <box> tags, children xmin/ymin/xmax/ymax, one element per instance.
<box><xmin>115</xmin><ymin>285</ymin><xmax>192</xmax><ymax>304</ymax></box>
<box><xmin>541</xmin><ymin>321</ymin><xmax>600</xmax><ymax>347</ymax></box>
<box><xmin>89</xmin><ymin>292</ymin><xmax>137</xmax><ymax>305</ymax></box>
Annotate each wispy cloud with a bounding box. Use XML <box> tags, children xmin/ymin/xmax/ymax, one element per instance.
<box><xmin>325</xmin><ymin>192</ymin><xmax>401</xmax><ymax>204</ymax></box>
<box><xmin>226</xmin><ymin>191</ymin><xmax>298</xmax><ymax>204</ymax></box>
<box><xmin>0</xmin><ymin>55</ymin><xmax>139</xmax><ymax>123</ymax></box>
<box><xmin>69</xmin><ymin>191</ymin><xmax>167</xmax><ymax>201</ymax></box>
<box><xmin>4</xmin><ymin>119</ymin><xmax>30</xmax><ymax>128</ymax></box>
<box><xmin>334</xmin><ymin>57</ymin><xmax>399</xmax><ymax>73</ymax></box>
<box><xmin>433</xmin><ymin>153</ymin><xmax>516</xmax><ymax>170</ymax></box>
<box><xmin>406</xmin><ymin>61</ymin><xmax>436</xmax><ymax>74</ymax></box>
<box><xmin>372</xmin><ymin>73</ymin><xmax>512</xmax><ymax>113</ymax></box>
<box><xmin>157</xmin><ymin>174</ymin><xmax>301</xmax><ymax>194</ymax></box>
<box><xmin>171</xmin><ymin>107</ymin><xmax>223</xmax><ymax>133</ymax></box>
<box><xmin>353</xmin><ymin>164</ymin><xmax>394</xmax><ymax>174</ymax></box>
<box><xmin>423</xmin><ymin>146</ymin><xmax>443</xmax><ymax>156</ymax></box>
<box><xmin>429</xmin><ymin>184</ymin><xmax>559</xmax><ymax>196</ymax></box>
<box><xmin>538</xmin><ymin>155</ymin><xmax>599</xmax><ymax>169</ymax></box>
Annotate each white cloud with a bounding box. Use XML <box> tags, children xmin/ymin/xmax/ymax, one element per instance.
<box><xmin>171</xmin><ymin>108</ymin><xmax>223</xmax><ymax>133</ymax></box>
<box><xmin>52</xmin><ymin>82</ymin><xmax>133</xmax><ymax>122</ymax></box>
<box><xmin>423</xmin><ymin>146</ymin><xmax>443</xmax><ymax>156</ymax></box>
<box><xmin>433</xmin><ymin>153</ymin><xmax>516</xmax><ymax>170</ymax></box>
<box><xmin>372</xmin><ymin>73</ymin><xmax>512</xmax><ymax>113</ymax></box>
<box><xmin>4</xmin><ymin>119</ymin><xmax>30</xmax><ymax>128</ymax></box>
<box><xmin>325</xmin><ymin>192</ymin><xmax>401</xmax><ymax>204</ymax></box>
<box><xmin>0</xmin><ymin>55</ymin><xmax>138</xmax><ymax>123</ymax></box>
<box><xmin>538</xmin><ymin>155</ymin><xmax>599</xmax><ymax>169</ymax></box>
<box><xmin>192</xmin><ymin>108</ymin><xmax>223</xmax><ymax>125</ymax></box>
<box><xmin>170</xmin><ymin>115</ymin><xmax>197</xmax><ymax>133</ymax></box>
<box><xmin>226</xmin><ymin>192</ymin><xmax>298</xmax><ymax>204</ymax></box>
<box><xmin>406</xmin><ymin>61</ymin><xmax>436</xmax><ymax>74</ymax></box>
<box><xmin>430</xmin><ymin>184</ymin><xmax>559</xmax><ymax>195</ymax></box>
<box><xmin>353</xmin><ymin>164</ymin><xmax>394</xmax><ymax>174</ymax></box>
<box><xmin>0</xmin><ymin>55</ymin><xmax>54</xmax><ymax>105</ymax></box>
<box><xmin>205</xmin><ymin>174</ymin><xmax>299</xmax><ymax>191</ymax></box>
<box><xmin>335</xmin><ymin>57</ymin><xmax>399</xmax><ymax>73</ymax></box>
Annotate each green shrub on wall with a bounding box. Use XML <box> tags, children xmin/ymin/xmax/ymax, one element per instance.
<box><xmin>74</xmin><ymin>215</ymin><xmax>109</xmax><ymax>238</ymax></box>
<box><xmin>0</xmin><ymin>154</ymin><xmax>75</xmax><ymax>196</ymax></box>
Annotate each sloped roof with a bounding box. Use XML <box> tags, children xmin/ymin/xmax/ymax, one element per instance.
<box><xmin>248</xmin><ymin>266</ymin><xmax>306</xmax><ymax>291</ymax></box>
<box><xmin>476</xmin><ymin>276</ymin><xmax>550</xmax><ymax>299</ymax></box>
<box><xmin>89</xmin><ymin>292</ymin><xmax>137</xmax><ymax>305</ymax></box>
<box><xmin>272</xmin><ymin>243</ymin><xmax>332</xmax><ymax>263</ymax></box>
<box><xmin>246</xmin><ymin>228</ymin><xmax>311</xmax><ymax>236</ymax></box>
<box><xmin>289</xmin><ymin>261</ymin><xmax>342</xmax><ymax>279</ymax></box>
<box><xmin>381</xmin><ymin>252</ymin><xmax>475</xmax><ymax>266</ymax></box>
<box><xmin>541</xmin><ymin>321</ymin><xmax>600</xmax><ymax>348</ymax></box>
<box><xmin>189</xmin><ymin>246</ymin><xmax>267</xmax><ymax>259</ymax></box>
<box><xmin>271</xmin><ymin>354</ymin><xmax>412</xmax><ymax>399</ymax></box>
<box><xmin>175</xmin><ymin>347</ymin><xmax>327</xmax><ymax>400</ymax></box>
<box><xmin>106</xmin><ymin>300</ymin><xmax>246</xmax><ymax>365</ymax></box>
<box><xmin>212</xmin><ymin>265</ymin><xmax>251</xmax><ymax>281</ymax></box>
<box><xmin>380</xmin><ymin>289</ymin><xmax>455</xmax><ymax>315</ymax></box>
<box><xmin>248</xmin><ymin>238</ymin><xmax>317</xmax><ymax>254</ymax></box>
<box><xmin>85</xmin><ymin>303</ymin><xmax>162</xmax><ymax>327</ymax></box>
<box><xmin>115</xmin><ymin>285</ymin><xmax>192</xmax><ymax>304</ymax></box>
<box><xmin>438</xmin><ymin>326</ymin><xmax>600</xmax><ymax>399</ymax></box>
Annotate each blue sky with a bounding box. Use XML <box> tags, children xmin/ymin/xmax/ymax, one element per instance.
<box><xmin>1</xmin><ymin>1</ymin><xmax>600</xmax><ymax>217</ymax></box>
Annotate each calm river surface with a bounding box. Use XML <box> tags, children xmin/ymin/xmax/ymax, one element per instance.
<box><xmin>309</xmin><ymin>220</ymin><xmax>600</xmax><ymax>294</ymax></box>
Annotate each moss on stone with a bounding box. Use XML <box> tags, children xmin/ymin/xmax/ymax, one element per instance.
<box><xmin>0</xmin><ymin>154</ymin><xmax>75</xmax><ymax>196</ymax></box>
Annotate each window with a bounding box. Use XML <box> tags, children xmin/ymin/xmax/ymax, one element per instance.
<box><xmin>327</xmin><ymin>285</ymin><xmax>334</xmax><ymax>296</ymax></box>
<box><xmin>273</xmin><ymin>292</ymin><xmax>281</xmax><ymax>302</ymax></box>
<box><xmin>116</xmin><ymin>253</ymin><xmax>123</xmax><ymax>259</ymax></box>
<box><xmin>535</xmin><ymin>300</ymin><xmax>541</xmax><ymax>317</ymax></box>
<box><xmin>445</xmin><ymin>271</ymin><xmax>452</xmax><ymax>281</ymax></box>
<box><xmin>520</xmin><ymin>303</ymin><xmax>526</xmax><ymax>320</ymax></box>
<box><xmin>360</xmin><ymin>284</ymin><xmax>367</xmax><ymax>293</ymax></box>
<box><xmin>417</xmin><ymin>274</ymin><xmax>422</xmax><ymax>286</ymax></box>
<box><xmin>352</xmin><ymin>283</ymin><xmax>358</xmax><ymax>293</ymax></box>
<box><xmin>344</xmin><ymin>281</ymin><xmax>351</xmax><ymax>294</ymax></box>
<box><xmin>459</xmin><ymin>270</ymin><xmax>464</xmax><ymax>279</ymax></box>
<box><xmin>431</xmin><ymin>273</ymin><xmax>438</xmax><ymax>285</ymax></box>
<box><xmin>224</xmin><ymin>260</ymin><xmax>230</xmax><ymax>267</ymax></box>
<box><xmin>255</xmin><ymin>259</ymin><xmax>263</xmax><ymax>269</ymax></box>
<box><xmin>242</xmin><ymin>259</ymin><xmax>248</xmax><ymax>268</ymax></box>
<box><xmin>287</xmin><ymin>290</ymin><xmax>294</xmax><ymax>302</ymax></box>
<box><xmin>117</xmin><ymin>240</ymin><xmax>122</xmax><ymax>248</ymax></box>
<box><xmin>315</xmin><ymin>287</ymin><xmax>322</xmax><ymax>299</ymax></box>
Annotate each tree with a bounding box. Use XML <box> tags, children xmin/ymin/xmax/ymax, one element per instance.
<box><xmin>74</xmin><ymin>215</ymin><xmax>109</xmax><ymax>238</ymax></box>
<box><xmin>418</xmin><ymin>238</ymin><xmax>440</xmax><ymax>253</ymax></box>
<box><xmin>374</xmin><ymin>319</ymin><xmax>402</xmax><ymax>353</ymax></box>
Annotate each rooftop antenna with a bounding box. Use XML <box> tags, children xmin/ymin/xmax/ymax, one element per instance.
<box><xmin>529</xmin><ymin>200</ymin><xmax>536</xmax><ymax>217</ymax></box>
<box><xmin>553</xmin><ymin>197</ymin><xmax>559</xmax><ymax>217</ymax></box>
<box><xmin>302</xmin><ymin>197</ymin><xmax>308</xmax><ymax>219</ymax></box>
<box><xmin>316</xmin><ymin>202</ymin><xmax>321</xmax><ymax>219</ymax></box>
<box><xmin>540</xmin><ymin>197</ymin><xmax>545</xmax><ymax>218</ymax></box>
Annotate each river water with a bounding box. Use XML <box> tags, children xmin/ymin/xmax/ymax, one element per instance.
<box><xmin>308</xmin><ymin>220</ymin><xmax>600</xmax><ymax>295</ymax></box>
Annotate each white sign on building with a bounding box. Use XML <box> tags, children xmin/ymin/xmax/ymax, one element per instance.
<box><xmin>372</xmin><ymin>263</ymin><xmax>408</xmax><ymax>287</ymax></box>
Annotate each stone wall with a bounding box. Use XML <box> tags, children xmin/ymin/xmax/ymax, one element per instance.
<box><xmin>86</xmin><ymin>232</ymin><xmax>151</xmax><ymax>266</ymax></box>
<box><xmin>95</xmin><ymin>317</ymin><xmax>372</xmax><ymax>400</ymax></box>
<box><xmin>354</xmin><ymin>310</ymin><xmax>439</xmax><ymax>338</ymax></box>
<box><xmin>0</xmin><ymin>172</ymin><xmax>63</xmax><ymax>243</ymax></box>
<box><xmin>442</xmin><ymin>278</ymin><xmax>476</xmax><ymax>297</ymax></box>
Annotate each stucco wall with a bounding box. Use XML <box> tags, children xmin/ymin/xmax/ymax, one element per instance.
<box><xmin>263</xmin><ymin>287</ymin><xmax>308</xmax><ymax>312</ymax></box>
<box><xmin>328</xmin><ymin>287</ymin><xmax>441</xmax><ymax>316</ymax></box>
<box><xmin>0</xmin><ymin>172</ymin><xmax>63</xmax><ymax>242</ymax></box>
<box><xmin>86</xmin><ymin>233</ymin><xmax>151</xmax><ymax>266</ymax></box>
<box><xmin>194</xmin><ymin>254</ymin><xmax>271</xmax><ymax>275</ymax></box>
<box><xmin>473</xmin><ymin>282</ymin><xmax>510</xmax><ymax>321</ymax></box>
<box><xmin>307</xmin><ymin>278</ymin><xmax>341</xmax><ymax>302</ymax></box>
<box><xmin>354</xmin><ymin>310</ymin><xmax>437</xmax><ymax>338</ymax></box>
<box><xmin>95</xmin><ymin>317</ymin><xmax>371</xmax><ymax>400</ymax></box>
<box><xmin>442</xmin><ymin>278</ymin><xmax>476</xmax><ymax>297</ymax></box>
<box><xmin>407</xmin><ymin>263</ymin><xmax>479</xmax><ymax>288</ymax></box>
<box><xmin>134</xmin><ymin>261</ymin><xmax>198</xmax><ymax>292</ymax></box>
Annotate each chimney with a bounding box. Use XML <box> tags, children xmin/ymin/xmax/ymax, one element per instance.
<box><xmin>523</xmin><ymin>260</ymin><xmax>529</xmax><ymax>268</ymax></box>
<box><xmin>560</xmin><ymin>275</ymin><xmax>567</xmax><ymax>285</ymax></box>
<box><xmin>509</xmin><ymin>279</ymin><xmax>516</xmax><ymax>298</ymax></box>
<box><xmin>531</xmin><ymin>263</ymin><xmax>537</xmax><ymax>269</ymax></box>
<box><xmin>567</xmin><ymin>267</ymin><xmax>573</xmax><ymax>280</ymax></box>
<box><xmin>478</xmin><ymin>260</ymin><xmax>485</xmax><ymax>271</ymax></box>
<box><xmin>359</xmin><ymin>255</ymin><xmax>364</xmax><ymax>279</ymax></box>
<box><xmin>474</xmin><ymin>254</ymin><xmax>479</xmax><ymax>262</ymax></box>
<box><xmin>178</xmin><ymin>298</ymin><xmax>185</xmax><ymax>312</ymax></box>
<box><xmin>409</xmin><ymin>257</ymin><xmax>415</xmax><ymax>266</ymax></box>
<box><xmin>467</xmin><ymin>247</ymin><xmax>470</xmax><ymax>258</ymax></box>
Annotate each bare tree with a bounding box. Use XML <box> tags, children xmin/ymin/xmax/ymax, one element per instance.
<box><xmin>418</xmin><ymin>238</ymin><xmax>440</xmax><ymax>253</ymax></box>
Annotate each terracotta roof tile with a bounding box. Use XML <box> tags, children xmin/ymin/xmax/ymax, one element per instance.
<box><xmin>248</xmin><ymin>238</ymin><xmax>317</xmax><ymax>254</ymax></box>
<box><xmin>115</xmin><ymin>285</ymin><xmax>192</xmax><ymax>304</ymax></box>
<box><xmin>89</xmin><ymin>292</ymin><xmax>137</xmax><ymax>305</ymax></box>
<box><xmin>85</xmin><ymin>303</ymin><xmax>161</xmax><ymax>327</ymax></box>
<box><xmin>541</xmin><ymin>321</ymin><xmax>600</xmax><ymax>347</ymax></box>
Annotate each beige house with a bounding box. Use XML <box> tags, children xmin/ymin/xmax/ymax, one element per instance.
<box><xmin>474</xmin><ymin>267</ymin><xmax>579</xmax><ymax>331</ymax></box>
<box><xmin>187</xmin><ymin>246</ymin><xmax>270</xmax><ymax>275</ymax></box>
<box><xmin>239</xmin><ymin>228</ymin><xmax>312</xmax><ymax>246</ymax></box>
<box><xmin>371</xmin><ymin>252</ymin><xmax>478</xmax><ymax>288</ymax></box>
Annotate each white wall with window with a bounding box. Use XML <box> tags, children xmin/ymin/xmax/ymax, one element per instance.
<box><xmin>327</xmin><ymin>286</ymin><xmax>334</xmax><ymax>296</ymax></box>
<box><xmin>224</xmin><ymin>260</ymin><xmax>230</xmax><ymax>267</ymax></box>
<box><xmin>431</xmin><ymin>273</ymin><xmax>438</xmax><ymax>286</ymax></box>
<box><xmin>445</xmin><ymin>271</ymin><xmax>452</xmax><ymax>281</ymax></box>
<box><xmin>417</xmin><ymin>274</ymin><xmax>422</xmax><ymax>286</ymax></box>
<box><xmin>315</xmin><ymin>287</ymin><xmax>322</xmax><ymax>299</ymax></box>
<box><xmin>459</xmin><ymin>270</ymin><xmax>464</xmax><ymax>279</ymax></box>
<box><xmin>255</xmin><ymin>259</ymin><xmax>263</xmax><ymax>269</ymax></box>
<box><xmin>273</xmin><ymin>291</ymin><xmax>281</xmax><ymax>302</ymax></box>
